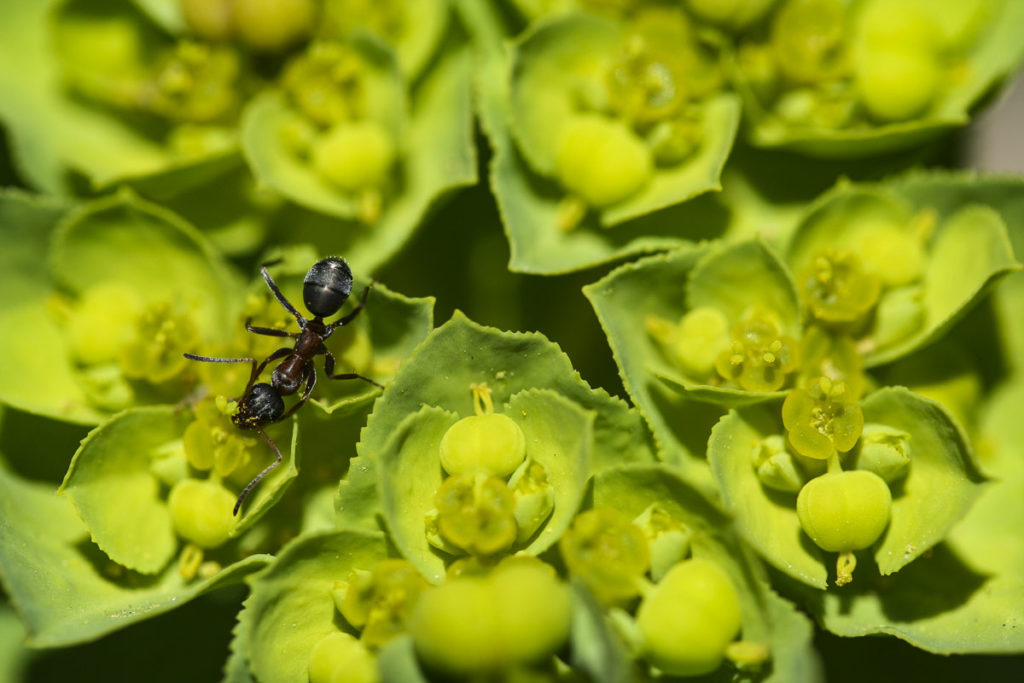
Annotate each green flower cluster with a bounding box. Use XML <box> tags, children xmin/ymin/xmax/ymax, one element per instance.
<box><xmin>1</xmin><ymin>1</ymin><xmax>1024</xmax><ymax>682</ymax></box>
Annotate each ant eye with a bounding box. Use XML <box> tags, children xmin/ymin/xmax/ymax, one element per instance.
<box><xmin>303</xmin><ymin>257</ymin><xmax>353</xmax><ymax>318</ymax></box>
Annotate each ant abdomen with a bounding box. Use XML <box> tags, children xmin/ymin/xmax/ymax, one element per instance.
<box><xmin>303</xmin><ymin>257</ymin><xmax>353</xmax><ymax>319</ymax></box>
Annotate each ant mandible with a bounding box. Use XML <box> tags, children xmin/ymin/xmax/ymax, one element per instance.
<box><xmin>185</xmin><ymin>257</ymin><xmax>382</xmax><ymax>515</ymax></box>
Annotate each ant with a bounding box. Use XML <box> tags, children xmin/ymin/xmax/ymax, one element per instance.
<box><xmin>185</xmin><ymin>257</ymin><xmax>382</xmax><ymax>515</ymax></box>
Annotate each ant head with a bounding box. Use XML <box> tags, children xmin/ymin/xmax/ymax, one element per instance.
<box><xmin>233</xmin><ymin>382</ymin><xmax>284</xmax><ymax>428</ymax></box>
<box><xmin>303</xmin><ymin>257</ymin><xmax>353</xmax><ymax>319</ymax></box>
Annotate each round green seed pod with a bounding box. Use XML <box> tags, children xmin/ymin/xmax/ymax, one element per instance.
<box><xmin>308</xmin><ymin>631</ymin><xmax>378</xmax><ymax>683</ymax></box>
<box><xmin>167</xmin><ymin>478</ymin><xmax>237</xmax><ymax>548</ymax></box>
<box><xmin>855</xmin><ymin>48</ymin><xmax>940</xmax><ymax>122</ymax></box>
<box><xmin>636</xmin><ymin>557</ymin><xmax>742</xmax><ymax>677</ymax></box>
<box><xmin>555</xmin><ymin>113</ymin><xmax>653</xmax><ymax>207</ymax></box>
<box><xmin>409</xmin><ymin>577</ymin><xmax>501</xmax><ymax>675</ymax></box>
<box><xmin>232</xmin><ymin>0</ymin><xmax>315</xmax><ymax>52</ymax></box>
<box><xmin>313</xmin><ymin>121</ymin><xmax>397</xmax><ymax>192</ymax></box>
<box><xmin>490</xmin><ymin>558</ymin><xmax>572</xmax><ymax>665</ymax></box>
<box><xmin>409</xmin><ymin>559</ymin><xmax>571</xmax><ymax>675</ymax></box>
<box><xmin>796</xmin><ymin>470</ymin><xmax>892</xmax><ymax>552</ymax></box>
<box><xmin>439</xmin><ymin>413</ymin><xmax>527</xmax><ymax>478</ymax></box>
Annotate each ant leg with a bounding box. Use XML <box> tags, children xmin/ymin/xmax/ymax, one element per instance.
<box><xmin>260</xmin><ymin>261</ymin><xmax>308</xmax><ymax>327</ymax></box>
<box><xmin>245</xmin><ymin>318</ymin><xmax>296</xmax><ymax>338</ymax></box>
<box><xmin>277</xmin><ymin>366</ymin><xmax>317</xmax><ymax>421</ymax></box>
<box><xmin>233</xmin><ymin>426</ymin><xmax>283</xmax><ymax>516</ymax></box>
<box><xmin>323</xmin><ymin>348</ymin><xmax>384</xmax><ymax>389</ymax></box>
<box><xmin>327</xmin><ymin>280</ymin><xmax>376</xmax><ymax>331</ymax></box>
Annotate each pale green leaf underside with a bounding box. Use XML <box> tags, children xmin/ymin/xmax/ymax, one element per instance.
<box><xmin>243</xmin><ymin>530</ymin><xmax>387</xmax><ymax>683</ymax></box>
<box><xmin>0</xmin><ymin>463</ymin><xmax>269</xmax><ymax>648</ymax></box>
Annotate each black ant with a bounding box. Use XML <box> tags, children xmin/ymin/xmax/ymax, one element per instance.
<box><xmin>185</xmin><ymin>257</ymin><xmax>382</xmax><ymax>515</ymax></box>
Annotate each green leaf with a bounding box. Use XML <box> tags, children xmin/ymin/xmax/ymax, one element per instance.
<box><xmin>0</xmin><ymin>602</ymin><xmax>31</xmax><ymax>683</ymax></box>
<box><xmin>781</xmin><ymin>379</ymin><xmax>1024</xmax><ymax>653</ymax></box>
<box><xmin>506</xmin><ymin>389</ymin><xmax>593</xmax><ymax>554</ymax></box>
<box><xmin>377</xmin><ymin>635</ymin><xmax>430</xmax><ymax>683</ymax></box>
<box><xmin>568</xmin><ymin>582</ymin><xmax>635</xmax><ymax>683</ymax></box>
<box><xmin>887</xmin><ymin>172</ymin><xmax>1024</xmax><ymax>374</ymax></box>
<box><xmin>223</xmin><ymin>600</ymin><xmax>258</xmax><ymax>683</ymax></box>
<box><xmin>320</xmin><ymin>0</ymin><xmax>449</xmax><ymax>80</ymax></box>
<box><xmin>241</xmin><ymin>530</ymin><xmax>388</xmax><ymax>683</ymax></box>
<box><xmin>376</xmin><ymin>406</ymin><xmax>454</xmax><ymax>583</ymax></box>
<box><xmin>51</xmin><ymin>188</ymin><xmax>242</xmax><ymax>335</ymax></box>
<box><xmin>584</xmin><ymin>244</ymin><xmax>801</xmax><ymax>493</ymax></box>
<box><xmin>785</xmin><ymin>178</ymin><xmax>1020</xmax><ymax>366</ymax></box>
<box><xmin>740</xmin><ymin>0</ymin><xmax>1024</xmax><ymax>156</ymax></box>
<box><xmin>863</xmin><ymin>388</ymin><xmax>985</xmax><ymax>575</ymax></box>
<box><xmin>459</xmin><ymin>1</ymin><xmax>720</xmax><ymax>274</ymax></box>
<box><xmin>0</xmin><ymin>0</ymin><xmax>238</xmax><ymax>193</ymax></box>
<box><xmin>708</xmin><ymin>404</ymin><xmax>829</xmax><ymax>589</ymax></box>
<box><xmin>0</xmin><ymin>191</ymin><xmax>107</xmax><ymax>424</ymax></box>
<box><xmin>592</xmin><ymin>464</ymin><xmax>821</xmax><ymax>683</ymax></box>
<box><xmin>154</xmin><ymin>163</ymin><xmax>279</xmax><ymax>258</ymax></box>
<box><xmin>129</xmin><ymin>0</ymin><xmax>185</xmax><ymax>34</ymax></box>
<box><xmin>508</xmin><ymin>13</ymin><xmax>740</xmax><ymax>226</ymax></box>
<box><xmin>60</xmin><ymin>406</ymin><xmax>300</xmax><ymax>567</ymax></box>
<box><xmin>709</xmin><ymin>387</ymin><xmax>984</xmax><ymax>590</ymax></box>
<box><xmin>59</xmin><ymin>407</ymin><xmax>190</xmax><ymax>574</ymax></box>
<box><xmin>242</xmin><ymin>39</ymin><xmax>476</xmax><ymax>273</ymax></box>
<box><xmin>360</xmin><ymin>312</ymin><xmax>655</xmax><ymax>472</ymax></box>
<box><xmin>687</xmin><ymin>238</ymin><xmax>802</xmax><ymax>337</ymax></box>
<box><xmin>334</xmin><ymin>453</ymin><xmax>384</xmax><ymax>534</ymax></box>
<box><xmin>0</xmin><ymin>462</ymin><xmax>270</xmax><ymax>647</ymax></box>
